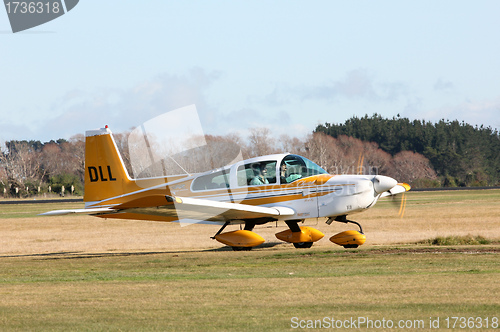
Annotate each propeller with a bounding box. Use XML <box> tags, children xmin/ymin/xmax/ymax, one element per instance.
<box><xmin>357</xmin><ymin>152</ymin><xmax>410</xmax><ymax>218</ymax></box>
<box><xmin>357</xmin><ymin>152</ymin><xmax>365</xmax><ymax>175</ymax></box>
<box><xmin>389</xmin><ymin>183</ymin><xmax>410</xmax><ymax>218</ymax></box>
<box><xmin>394</xmin><ymin>192</ymin><xmax>407</xmax><ymax>218</ymax></box>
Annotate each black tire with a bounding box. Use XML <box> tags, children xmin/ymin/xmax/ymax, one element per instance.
<box><xmin>293</xmin><ymin>242</ymin><xmax>313</xmax><ymax>249</ymax></box>
<box><xmin>232</xmin><ymin>246</ymin><xmax>253</xmax><ymax>251</ymax></box>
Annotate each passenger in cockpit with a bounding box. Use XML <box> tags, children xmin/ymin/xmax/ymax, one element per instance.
<box><xmin>250</xmin><ymin>166</ymin><xmax>269</xmax><ymax>185</ymax></box>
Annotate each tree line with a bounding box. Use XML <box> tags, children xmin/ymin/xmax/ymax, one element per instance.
<box><xmin>316</xmin><ymin>114</ymin><xmax>500</xmax><ymax>187</ymax></box>
<box><xmin>0</xmin><ymin>135</ymin><xmax>85</xmax><ymax>197</ymax></box>
<box><xmin>2</xmin><ymin>115</ymin><xmax>496</xmax><ymax>198</ymax></box>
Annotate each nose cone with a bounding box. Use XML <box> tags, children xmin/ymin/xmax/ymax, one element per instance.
<box><xmin>373</xmin><ymin>175</ymin><xmax>398</xmax><ymax>194</ymax></box>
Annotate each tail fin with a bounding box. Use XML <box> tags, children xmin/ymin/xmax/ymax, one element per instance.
<box><xmin>84</xmin><ymin>126</ymin><xmax>133</xmax><ymax>203</ymax></box>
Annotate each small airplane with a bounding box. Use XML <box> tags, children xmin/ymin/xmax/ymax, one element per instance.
<box><xmin>41</xmin><ymin>126</ymin><xmax>410</xmax><ymax>250</ymax></box>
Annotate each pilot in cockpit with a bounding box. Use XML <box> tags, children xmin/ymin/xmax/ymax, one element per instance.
<box><xmin>280</xmin><ymin>161</ymin><xmax>302</xmax><ymax>184</ymax></box>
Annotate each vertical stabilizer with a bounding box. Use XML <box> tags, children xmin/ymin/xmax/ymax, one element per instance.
<box><xmin>84</xmin><ymin>127</ymin><xmax>133</xmax><ymax>203</ymax></box>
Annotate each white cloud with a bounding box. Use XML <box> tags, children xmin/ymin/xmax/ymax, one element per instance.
<box><xmin>433</xmin><ymin>78</ymin><xmax>454</xmax><ymax>92</ymax></box>
<box><xmin>0</xmin><ymin>122</ymin><xmax>34</xmax><ymax>145</ymax></box>
<box><xmin>422</xmin><ymin>98</ymin><xmax>500</xmax><ymax>130</ymax></box>
<box><xmin>254</xmin><ymin>69</ymin><xmax>409</xmax><ymax>106</ymax></box>
<box><xmin>207</xmin><ymin>107</ymin><xmax>293</xmax><ymax>136</ymax></box>
<box><xmin>36</xmin><ymin>68</ymin><xmax>222</xmax><ymax>141</ymax></box>
<box><xmin>2</xmin><ymin>67</ymin><xmax>314</xmax><ymax>142</ymax></box>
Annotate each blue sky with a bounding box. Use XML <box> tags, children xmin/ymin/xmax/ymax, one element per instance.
<box><xmin>1</xmin><ymin>1</ymin><xmax>499</xmax><ymax>142</ymax></box>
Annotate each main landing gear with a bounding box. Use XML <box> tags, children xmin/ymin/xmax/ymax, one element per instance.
<box><xmin>212</xmin><ymin>216</ymin><xmax>367</xmax><ymax>250</ymax></box>
<box><xmin>275</xmin><ymin>220</ymin><xmax>324</xmax><ymax>249</ymax></box>
<box><xmin>212</xmin><ymin>220</ymin><xmax>265</xmax><ymax>251</ymax></box>
<box><xmin>293</xmin><ymin>242</ymin><xmax>313</xmax><ymax>249</ymax></box>
<box><xmin>212</xmin><ymin>219</ymin><xmax>325</xmax><ymax>250</ymax></box>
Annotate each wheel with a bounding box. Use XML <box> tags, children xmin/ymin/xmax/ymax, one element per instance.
<box><xmin>232</xmin><ymin>246</ymin><xmax>253</xmax><ymax>251</ymax></box>
<box><xmin>293</xmin><ymin>242</ymin><xmax>313</xmax><ymax>249</ymax></box>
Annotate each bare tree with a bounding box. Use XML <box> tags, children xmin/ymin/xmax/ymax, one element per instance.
<box><xmin>247</xmin><ymin>128</ymin><xmax>276</xmax><ymax>158</ymax></box>
<box><xmin>0</xmin><ymin>141</ymin><xmax>43</xmax><ymax>188</ymax></box>
<box><xmin>40</xmin><ymin>136</ymin><xmax>85</xmax><ymax>183</ymax></box>
<box><xmin>389</xmin><ymin>150</ymin><xmax>438</xmax><ymax>184</ymax></box>
<box><xmin>304</xmin><ymin>132</ymin><xmax>339</xmax><ymax>171</ymax></box>
<box><xmin>355</xmin><ymin>140</ymin><xmax>393</xmax><ymax>176</ymax></box>
<box><xmin>67</xmin><ymin>134</ymin><xmax>85</xmax><ymax>183</ymax></box>
<box><xmin>278</xmin><ymin>134</ymin><xmax>305</xmax><ymax>155</ymax></box>
<box><xmin>0</xmin><ymin>163</ymin><xmax>8</xmax><ymax>190</ymax></box>
<box><xmin>113</xmin><ymin>131</ymin><xmax>133</xmax><ymax>176</ymax></box>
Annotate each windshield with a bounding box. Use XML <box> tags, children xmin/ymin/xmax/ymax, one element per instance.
<box><xmin>280</xmin><ymin>155</ymin><xmax>327</xmax><ymax>183</ymax></box>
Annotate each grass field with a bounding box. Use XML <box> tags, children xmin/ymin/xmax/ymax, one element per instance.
<box><xmin>0</xmin><ymin>190</ymin><xmax>499</xmax><ymax>330</ymax></box>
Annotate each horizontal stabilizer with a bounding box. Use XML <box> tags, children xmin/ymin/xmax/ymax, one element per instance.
<box><xmin>39</xmin><ymin>207</ymin><xmax>116</xmax><ymax>216</ymax></box>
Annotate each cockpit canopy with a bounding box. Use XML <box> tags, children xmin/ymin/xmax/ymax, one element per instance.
<box><xmin>281</xmin><ymin>154</ymin><xmax>327</xmax><ymax>181</ymax></box>
<box><xmin>192</xmin><ymin>154</ymin><xmax>327</xmax><ymax>191</ymax></box>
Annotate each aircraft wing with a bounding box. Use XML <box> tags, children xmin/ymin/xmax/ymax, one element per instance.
<box><xmin>120</xmin><ymin>195</ymin><xmax>295</xmax><ymax>222</ymax></box>
<box><xmin>162</xmin><ymin>195</ymin><xmax>295</xmax><ymax>221</ymax></box>
<box><xmin>41</xmin><ymin>195</ymin><xmax>295</xmax><ymax>223</ymax></box>
<box><xmin>380</xmin><ymin>183</ymin><xmax>411</xmax><ymax>198</ymax></box>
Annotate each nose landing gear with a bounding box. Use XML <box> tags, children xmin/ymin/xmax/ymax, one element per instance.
<box><xmin>327</xmin><ymin>215</ymin><xmax>366</xmax><ymax>248</ymax></box>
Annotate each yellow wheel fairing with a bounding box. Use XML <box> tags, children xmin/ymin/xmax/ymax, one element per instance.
<box><xmin>215</xmin><ymin>230</ymin><xmax>265</xmax><ymax>248</ymax></box>
<box><xmin>275</xmin><ymin>226</ymin><xmax>324</xmax><ymax>243</ymax></box>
